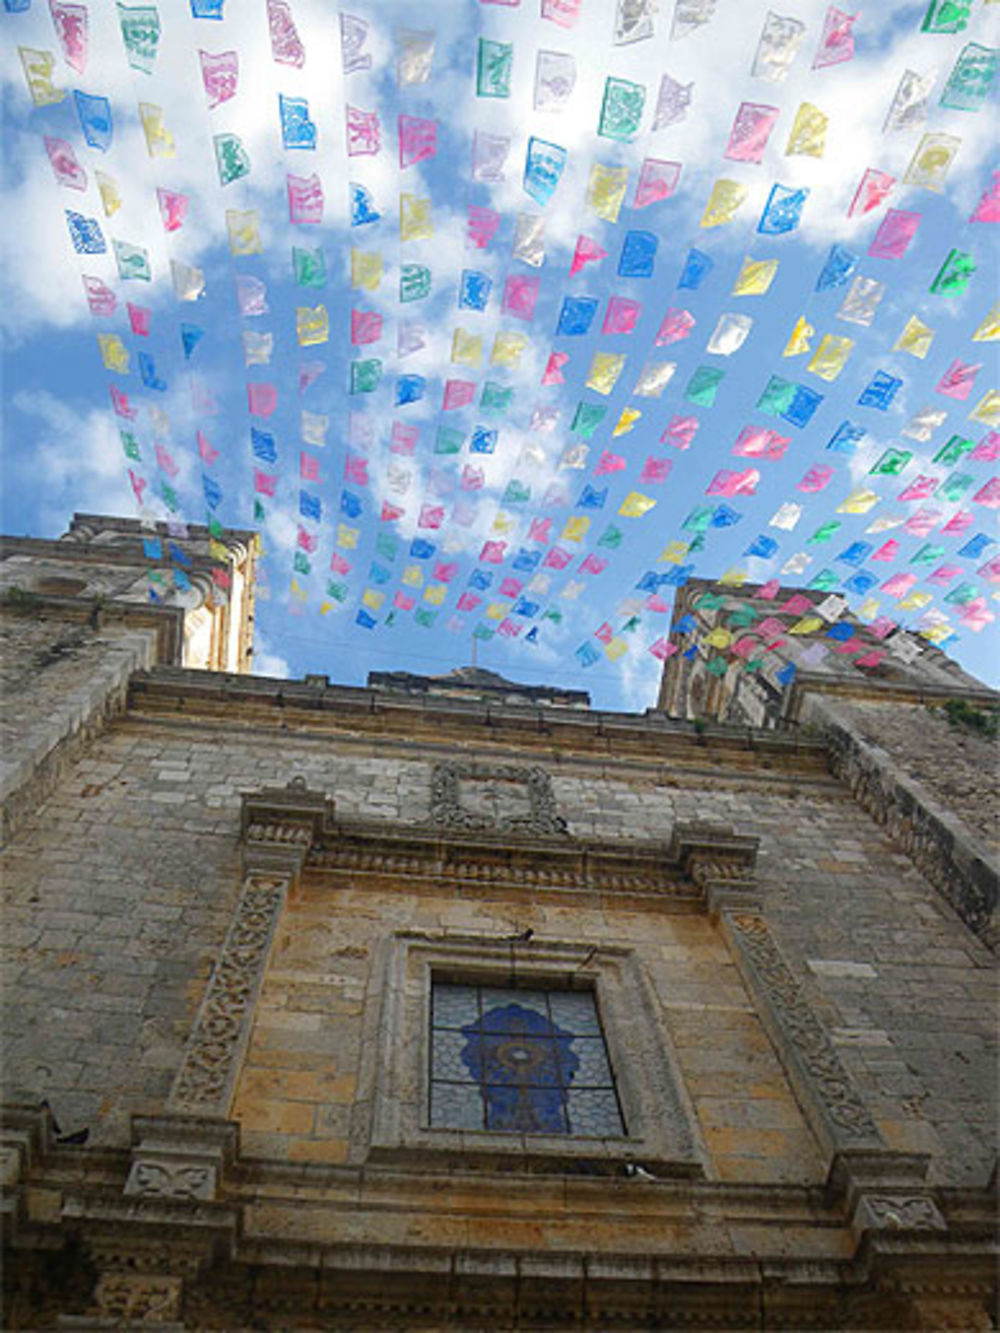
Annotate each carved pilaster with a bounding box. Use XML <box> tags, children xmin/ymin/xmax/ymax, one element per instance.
<box><xmin>167</xmin><ymin>874</ymin><xmax>286</xmax><ymax>1116</ymax></box>
<box><xmin>723</xmin><ymin>912</ymin><xmax>885</xmax><ymax>1158</ymax></box>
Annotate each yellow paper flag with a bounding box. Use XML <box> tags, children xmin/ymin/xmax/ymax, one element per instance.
<box><xmin>898</xmin><ymin>591</ymin><xmax>932</xmax><ymax>612</ymax></box>
<box><xmin>400</xmin><ymin>193</ymin><xmax>433</xmax><ymax>240</ymax></box>
<box><xmin>705</xmin><ymin>627</ymin><xmax>733</xmax><ymax>649</ymax></box>
<box><xmin>289</xmin><ymin>578</ymin><xmax>308</xmax><ymax>603</ymax></box>
<box><xmin>491</xmin><ymin>332</ymin><xmax>527</xmax><ymax>367</ymax></box>
<box><xmin>19</xmin><ymin>48</ymin><xmax>65</xmax><ymax>107</ymax></box>
<box><xmin>97</xmin><ymin>334</ymin><xmax>130</xmax><ymax>374</ymax></box>
<box><xmin>604</xmin><ymin>637</ymin><xmax>628</xmax><ymax>661</ymax></box>
<box><xmin>783</xmin><ymin>316</ymin><xmax>814</xmax><ymax>357</ymax></box>
<box><xmin>732</xmin><ymin>257</ymin><xmax>778</xmax><ymax>296</ymax></box>
<box><xmin>789</xmin><ymin>616</ymin><xmax>823</xmax><ymax>635</ymax></box>
<box><xmin>491</xmin><ymin>511</ymin><xmax>515</xmax><ymax>534</ymax></box>
<box><xmin>612</xmin><ymin>407</ymin><xmax>642</xmax><ymax>437</ymax></box>
<box><xmin>296</xmin><ymin>305</ymin><xmax>329</xmax><ymax>346</ymax></box>
<box><xmin>451</xmin><ymin>328</ymin><xmax>482</xmax><ymax>367</ymax></box>
<box><xmin>894</xmin><ymin>315</ymin><xmax>935</xmax><ymax>359</ymax></box>
<box><xmin>718</xmin><ymin>568</ymin><xmax>749</xmax><ymax>587</ymax></box>
<box><xmin>807</xmin><ymin>334</ymin><xmax>853</xmax><ymax>381</ymax></box>
<box><xmin>659</xmin><ymin>540</ymin><xmax>690</xmax><ymax>564</ymax></box>
<box><xmin>586</xmin><ymin>163</ymin><xmax>629</xmax><ymax>223</ymax></box>
<box><xmin>837</xmin><ymin>489</ymin><xmax>880</xmax><ymax>514</ymax></box>
<box><xmin>95</xmin><ymin>171</ymin><xmax>122</xmax><ymax>218</ymax></box>
<box><xmin>350</xmin><ymin>249</ymin><xmax>382</xmax><ymax>291</ymax></box>
<box><xmin>856</xmin><ymin>598</ymin><xmax>881</xmax><ymax>621</ymax></box>
<box><xmin>423</xmin><ymin>584</ymin><xmax>446</xmax><ymax>606</ymax></box>
<box><xmin>337</xmin><ymin>524</ymin><xmax>359</xmax><ymax>549</ymax></box>
<box><xmin>226</xmin><ymin>209</ymin><xmax>262</xmax><ymax>255</ymax></box>
<box><xmin>970</xmin><ymin>391</ymin><xmax>1000</xmax><ymax>427</ymax></box>
<box><xmin>361</xmin><ymin>589</ymin><xmax>384</xmax><ymax>612</ymax></box>
<box><xmin>561</xmin><ymin>517</ymin><xmax>590</xmax><ymax>542</ymax></box>
<box><xmin>402</xmin><ymin>564</ymin><xmax>422</xmax><ymax>588</ymax></box>
<box><xmin>619</xmin><ymin>491</ymin><xmax>655</xmax><ymax>518</ymax></box>
<box><xmin>586</xmin><ymin>352</ymin><xmax>625</xmax><ymax>395</ymax></box>
<box><xmin>139</xmin><ymin>103</ymin><xmax>175</xmax><ymax>158</ymax></box>
<box><xmin>700</xmin><ymin>179</ymin><xmax>748</xmax><ymax>228</ymax></box>
<box><xmin>485</xmin><ymin>601</ymin><xmax>509</xmax><ymax>621</ymax></box>
<box><xmin>785</xmin><ymin>102</ymin><xmax>827</xmax><ymax>157</ymax></box>
<box><xmin>972</xmin><ymin>304</ymin><xmax>1000</xmax><ymax>343</ymax></box>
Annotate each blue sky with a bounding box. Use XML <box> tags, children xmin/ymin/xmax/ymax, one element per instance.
<box><xmin>2</xmin><ymin>0</ymin><xmax>998</xmax><ymax>709</ymax></box>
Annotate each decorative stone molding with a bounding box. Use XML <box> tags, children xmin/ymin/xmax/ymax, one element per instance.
<box><xmin>854</xmin><ymin>1192</ymin><xmax>947</xmax><ymax>1233</ymax></box>
<box><xmin>668</xmin><ymin>822</ymin><xmax>762</xmax><ymax>913</ymax></box>
<box><xmin>725</xmin><ymin>913</ymin><xmax>883</xmax><ymax>1156</ymax></box>
<box><xmin>241</xmin><ymin>776</ymin><xmax>335</xmax><ymax>875</ymax></box>
<box><xmin>429</xmin><ymin>761</ymin><xmax>569</xmax><ymax>837</ymax></box>
<box><xmin>168</xmin><ymin>875</ymin><xmax>287</xmax><ymax>1115</ymax></box>
<box><xmin>93</xmin><ymin>1273</ymin><xmax>183</xmax><ymax>1324</ymax></box>
<box><xmin>124</xmin><ymin>1115</ymin><xmax>238</xmax><ymax>1203</ymax></box>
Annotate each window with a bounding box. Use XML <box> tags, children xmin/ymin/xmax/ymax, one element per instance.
<box><xmin>429</xmin><ymin>983</ymin><xmax>624</xmax><ymax>1136</ymax></box>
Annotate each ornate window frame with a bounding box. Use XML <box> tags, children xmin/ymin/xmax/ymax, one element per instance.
<box><xmin>365</xmin><ymin>932</ymin><xmax>705</xmax><ymax>1177</ymax></box>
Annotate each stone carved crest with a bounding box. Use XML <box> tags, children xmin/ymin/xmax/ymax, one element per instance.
<box><xmin>429</xmin><ymin>762</ymin><xmax>569</xmax><ymax>838</ymax></box>
<box><xmin>94</xmin><ymin>1273</ymin><xmax>182</xmax><ymax>1323</ymax></box>
<box><xmin>731</xmin><ymin>914</ymin><xmax>880</xmax><ymax>1141</ymax></box>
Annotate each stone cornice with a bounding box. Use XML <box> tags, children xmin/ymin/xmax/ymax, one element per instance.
<box><xmin>0</xmin><ymin>593</ymin><xmax>185</xmax><ymax>666</ymax></box>
<box><xmin>786</xmin><ymin>671</ymin><xmax>1000</xmax><ymax>719</ymax></box>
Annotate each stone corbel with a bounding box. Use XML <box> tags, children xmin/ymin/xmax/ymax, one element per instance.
<box><xmin>124</xmin><ymin>1115</ymin><xmax>239</xmax><ymax>1204</ymax></box>
<box><xmin>240</xmin><ymin>775</ymin><xmax>335</xmax><ymax>876</ymax></box>
<box><xmin>668</xmin><ymin>821</ymin><xmax>761</xmax><ymax>914</ymax></box>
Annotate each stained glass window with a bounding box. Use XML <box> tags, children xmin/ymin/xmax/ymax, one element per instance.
<box><xmin>429</xmin><ymin>983</ymin><xmax>625</xmax><ymax>1136</ymax></box>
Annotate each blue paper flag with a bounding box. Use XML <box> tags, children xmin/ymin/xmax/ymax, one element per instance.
<box><xmin>711</xmin><ymin>506</ymin><xmax>742</xmax><ymax>528</ymax></box>
<box><xmin>843</xmin><ymin>572</ymin><xmax>879</xmax><ymax>596</ymax></box>
<box><xmin>758</xmin><ymin>184</ymin><xmax>809</xmax><ymax>235</ymax></box>
<box><xmin>512</xmin><ymin>548</ymin><xmax>540</xmax><ymax>572</ymax></box>
<box><xmin>74</xmin><ymin>91</ymin><xmax>113</xmax><ymax>152</ymax></box>
<box><xmin>784</xmin><ymin>384</ymin><xmax>823</xmax><ymax>428</ymax></box>
<box><xmin>523</xmin><ymin>136</ymin><xmax>567</xmax><ymax>205</ymax></box>
<box><xmin>678</xmin><ymin>248</ymin><xmax>713</xmax><ymax>290</ymax></box>
<box><xmin>826</xmin><ymin>420</ymin><xmax>866</xmax><ymax>454</ymax></box>
<box><xmin>816</xmin><ymin>244</ymin><xmax>858</xmax><ymax>291</ymax></box>
<box><xmin>837</xmin><ymin>541</ymin><xmax>873</xmax><ymax>567</ymax></box>
<box><xmin>349</xmin><ymin>182</ymin><xmax>380</xmax><ymax>226</ymax></box>
<box><xmin>410</xmin><ymin>538</ymin><xmax>435</xmax><ymax>559</ymax></box>
<box><xmin>557</xmin><ymin>296</ymin><xmax>599</xmax><ymax>336</ymax></box>
<box><xmin>577</xmin><ymin>485</ymin><xmax>607</xmax><ymax>509</ymax></box>
<box><xmin>203</xmin><ymin>475</ymin><xmax>222</xmax><ymax>510</ymax></box>
<box><xmin>396</xmin><ymin>374</ymin><xmax>425</xmax><ymax>405</ymax></box>
<box><xmin>279</xmin><ymin>94</ymin><xmax>317</xmax><ymax>150</ymax></box>
<box><xmin>858</xmin><ymin>370</ymin><xmax>902</xmax><ymax>410</ymax></box>
<box><xmin>168</xmin><ymin>542</ymin><xmax>192</xmax><ymax>567</ymax></box>
<box><xmin>958</xmin><ymin>534</ymin><xmax>993</xmax><ymax>559</ymax></box>
<box><xmin>66</xmin><ymin>211</ymin><xmax>106</xmax><ymax>254</ymax></box>
<box><xmin>459</xmin><ymin>270</ymin><xmax>492</xmax><ymax>311</ymax></box>
<box><xmin>468</xmin><ymin>569</ymin><xmax>492</xmax><ymax>591</ymax></box>
<box><xmin>745</xmin><ymin>535</ymin><xmax>778</xmax><ymax>559</ymax></box>
<box><xmin>470</xmin><ymin>426</ymin><xmax>497</xmax><ymax>454</ymax></box>
<box><xmin>180</xmin><ymin>324</ymin><xmax>204</xmax><ymax>359</ymax></box>
<box><xmin>340</xmin><ymin>491</ymin><xmax>362</xmax><ymax>519</ymax></box>
<box><xmin>513</xmin><ymin>597</ymin><xmax>540</xmax><ymax>617</ymax></box>
<box><xmin>190</xmin><ymin>0</ymin><xmax>224</xmax><ymax>15</ymax></box>
<box><xmin>575</xmin><ymin>641</ymin><xmax>601</xmax><ymax>668</ymax></box>
<box><xmin>369</xmin><ymin>562</ymin><xmax>391</xmax><ymax>585</ymax></box>
<box><xmin>251</xmin><ymin>427</ymin><xmax>277</xmax><ymax>463</ymax></box>
<box><xmin>300</xmin><ymin>491</ymin><xmax>321</xmax><ymax>521</ymax></box>
<box><xmin>777</xmin><ymin>663</ymin><xmax>797</xmax><ymax>686</ymax></box>
<box><xmin>142</xmin><ymin>538</ymin><xmax>162</xmax><ymax>559</ymax></box>
<box><xmin>356</xmin><ymin>608</ymin><xmax>377</xmax><ymax>629</ymax></box>
<box><xmin>138</xmin><ymin>353</ymin><xmax>166</xmax><ymax>391</ymax></box>
<box><xmin>618</xmin><ymin>230</ymin><xmax>657</xmax><ymax>278</ymax></box>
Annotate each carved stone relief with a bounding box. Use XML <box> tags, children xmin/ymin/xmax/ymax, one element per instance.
<box><xmin>729</xmin><ymin>914</ymin><xmax>881</xmax><ymax>1144</ymax></box>
<box><xmin>93</xmin><ymin>1273</ymin><xmax>182</xmax><ymax>1323</ymax></box>
<box><xmin>168</xmin><ymin>875</ymin><xmax>286</xmax><ymax>1114</ymax></box>
<box><xmin>856</xmin><ymin>1193</ymin><xmax>946</xmax><ymax>1232</ymax></box>
<box><xmin>124</xmin><ymin>1157</ymin><xmax>216</xmax><ymax>1201</ymax></box>
<box><xmin>429</xmin><ymin>762</ymin><xmax>569</xmax><ymax>837</ymax></box>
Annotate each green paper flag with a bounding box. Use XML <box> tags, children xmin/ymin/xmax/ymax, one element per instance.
<box><xmin>599</xmin><ymin>76</ymin><xmax>645</xmax><ymax>140</ymax></box>
<box><xmin>293</xmin><ymin>247</ymin><xmax>326</xmax><ymax>288</ymax></box>
<box><xmin>571</xmin><ymin>402</ymin><xmax>607</xmax><ymax>438</ymax></box>
<box><xmin>214</xmin><ymin>133</ymin><xmax>250</xmax><ymax>186</ymax></box>
<box><xmin>930</xmin><ymin>249</ymin><xmax>975</xmax><ymax>297</ymax></box>
<box><xmin>477</xmin><ymin>38</ymin><xmax>512</xmax><ymax>97</ymax></box>
<box><xmin>400</xmin><ymin>264</ymin><xmax>431</xmax><ymax>302</ymax></box>
<box><xmin>350</xmin><ymin>358</ymin><xmax>382</xmax><ymax>393</ymax></box>
<box><xmin>118</xmin><ymin>3</ymin><xmax>161</xmax><ymax>74</ymax></box>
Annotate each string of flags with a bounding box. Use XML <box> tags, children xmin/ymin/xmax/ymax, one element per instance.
<box><xmin>8</xmin><ymin>0</ymin><xmax>1000</xmax><ymax>687</ymax></box>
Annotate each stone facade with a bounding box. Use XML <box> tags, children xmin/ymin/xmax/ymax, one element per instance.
<box><xmin>1</xmin><ymin>522</ymin><xmax>996</xmax><ymax>1329</ymax></box>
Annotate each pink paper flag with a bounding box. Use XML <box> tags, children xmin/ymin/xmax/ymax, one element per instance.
<box><xmin>44</xmin><ymin>136</ymin><xmax>86</xmax><ymax>190</ymax></box>
<box><xmin>111</xmin><ymin>386</ymin><xmax>136</xmax><ymax>419</ymax></box>
<box><xmin>868</xmin><ymin>209</ymin><xmax>921</xmax><ymax>260</ymax></box>
<box><xmin>732</xmin><ymin>426</ymin><xmax>789</xmax><ymax>460</ymax></box>
<box><xmin>502</xmin><ymin>275</ymin><xmax>540</xmax><ymax>322</ymax></box>
<box><xmin>797</xmin><ymin>466</ymin><xmax>834</xmax><ymax>493</ymax></box>
<box><xmin>82</xmin><ymin>275</ymin><xmax>116</xmax><ymax>317</ymax></box>
<box><xmin>646</xmin><ymin>595</ymin><xmax>671</xmax><ymax>613</ymax></box>
<box><xmin>434</xmin><ymin>561</ymin><xmax>459</xmax><ymax>583</ymax></box>
<box><xmin>854</xmin><ymin>650</ymin><xmax>886</xmax><ymax>667</ymax></box>
<box><xmin>971</xmin><ymin>433</ymin><xmax>1000</xmax><ymax>462</ymax></box>
<box><xmin>480</xmin><ymin>541</ymin><xmax>507</xmax><ymax>564</ymax></box>
<box><xmin>200</xmin><ymin>49</ymin><xmax>238</xmax><ymax>108</ymax></box>
<box><xmin>499</xmin><ymin>576</ymin><xmax>523</xmax><ymax>597</ymax></box>
<box><xmin>128</xmin><ymin>470</ymin><xmax>147</xmax><ymax>504</ymax></box>
<box><xmin>297</xmin><ymin>527</ymin><xmax>318</xmax><ymax>553</ymax></box>
<box><xmin>655</xmin><ymin>308</ymin><xmax>695</xmax><ymax>346</ymax></box>
<box><xmin>344</xmin><ymin>453</ymin><xmax>369</xmax><ymax>485</ymax></box>
<box><xmin>882</xmin><ymin>573</ymin><xmax>916</xmax><ymax>597</ymax></box>
<box><xmin>248</xmin><ymin>383</ymin><xmax>278</xmax><ymax>418</ymax></box>
<box><xmin>541</xmin><ymin>0</ymin><xmax>581</xmax><ymax>26</ymax></box>
<box><xmin>157</xmin><ymin>189</ymin><xmax>188</xmax><ymax>232</ymax></box>
<box><xmin>602</xmin><ymin>296</ymin><xmax>641</xmax><ymax>335</ymax></box>
<box><xmin>941</xmin><ymin>509</ymin><xmax>974</xmax><ymax>533</ymax></box>
<box><xmin>649</xmin><ymin>637</ymin><xmax>678</xmax><ymax>662</ymax></box>
<box><xmin>391</xmin><ymin>422</ymin><xmax>418</xmax><ymax>455</ymax></box>
<box><xmin>708</xmin><ymin>468</ymin><xmax>759</xmax><ymax>496</ymax></box>
<box><xmin>381</xmin><ymin>502</ymin><xmax>405</xmax><ymax>522</ymax></box>
<box><xmin>661</xmin><ymin>415</ymin><xmax>699</xmax><ymax>450</ymax></box>
<box><xmin>268</xmin><ymin>0</ymin><xmax>305</xmax><ymax>67</ymax></box>
<box><xmin>351</xmin><ymin>309</ymin><xmax>382</xmax><ymax>345</ymax></box>
<box><xmin>345</xmin><ymin>105</ymin><xmax>380</xmax><ymax>156</ymax></box>
<box><xmin>154</xmin><ymin>444</ymin><xmax>179</xmax><ymax>478</ymax></box>
<box><xmin>461</xmin><ymin>464</ymin><xmax>485</xmax><ymax>491</ymax></box>
<box><xmin>756</xmin><ymin>579</ymin><xmax>781</xmax><ymax>600</ymax></box>
<box><xmin>595</xmin><ymin>451</ymin><xmax>627</xmax><ymax>475</ymax></box>
<box><xmin>724</xmin><ymin>102</ymin><xmax>779</xmax><ymax>164</ymax></box>
<box><xmin>398</xmin><ymin>115</ymin><xmax>437</xmax><ymax>169</ymax></box>
<box><xmin>634</xmin><ymin>159</ymin><xmax>681</xmax><ymax>208</ymax></box>
<box><xmin>190</xmin><ymin>377</ymin><xmax>217</xmax><ymax>414</ymax></box>
<box><xmin>50</xmin><ymin>0</ymin><xmax>88</xmax><ymax>73</ymax></box>
<box><xmin>529</xmin><ymin>517</ymin><xmax>552</xmax><ymax>543</ymax></box>
<box><xmin>457</xmin><ymin>592</ymin><xmax>482</xmax><ymax>612</ymax></box>
<box><xmin>732</xmin><ymin>636</ymin><xmax>759</xmax><ymax>659</ymax></box>
<box><xmin>958</xmin><ymin>599</ymin><xmax>994</xmax><ymax>631</ymax></box>
<box><xmin>393</xmin><ymin>591</ymin><xmax>415</xmax><ymax>611</ymax></box>
<box><xmin>330</xmin><ymin>553</ymin><xmax>352</xmax><ymax>575</ymax></box>
<box><xmin>197</xmin><ymin>432</ymin><xmax>219</xmax><ymax>464</ymax></box>
<box><xmin>127</xmin><ymin>304</ymin><xmax>151</xmax><ymax>336</ymax></box>
<box><xmin>594</xmin><ymin>623</ymin><xmax>613</xmax><ymax>645</ymax></box>
<box><xmin>640</xmin><ymin>457</ymin><xmax>674</xmax><ymax>484</ymax></box>
<box><xmin>253</xmin><ymin>470</ymin><xmax>276</xmax><ymax>497</ymax></box>
<box><xmin>443</xmin><ymin>379</ymin><xmax>475</xmax><ymax>410</ymax></box>
<box><xmin>759</xmin><ymin>617</ymin><xmax>787</xmax><ymax>637</ymax></box>
<box><xmin>904</xmin><ymin>509</ymin><xmax>941</xmax><ymax>535</ymax></box>
<box><xmin>497</xmin><ymin>619</ymin><xmax>523</xmax><ymax>640</ymax></box>
<box><xmin>973</xmin><ymin>478</ymin><xmax>1000</xmax><ymax>508</ymax></box>
<box><xmin>927</xmin><ymin>564</ymin><xmax>961</xmax><ymax>586</ymax></box>
<box><xmin>543</xmin><ymin>546</ymin><xmax>572</xmax><ymax>569</ymax></box>
<box><xmin>542</xmin><ymin>351</ymin><xmax>569</xmax><ymax>385</ymax></box>
<box><xmin>970</xmin><ymin>171</ymin><xmax>1000</xmax><ymax>224</ymax></box>
<box><xmin>419</xmin><ymin>504</ymin><xmax>445</xmax><ymax>529</ymax></box>
<box><xmin>570</xmin><ymin>235</ymin><xmax>608</xmax><ymax>276</ymax></box>
<box><xmin>978</xmin><ymin>556</ymin><xmax>1000</xmax><ymax>583</ymax></box>
<box><xmin>468</xmin><ymin>205</ymin><xmax>500</xmax><ymax>248</ymax></box>
<box><xmin>287</xmin><ymin>173</ymin><xmax>323</xmax><ymax>224</ymax></box>
<box><xmin>849</xmin><ymin>169</ymin><xmax>895</xmax><ymax>218</ymax></box>
<box><xmin>782</xmin><ymin>594</ymin><xmax>813</xmax><ymax>615</ymax></box>
<box><xmin>898</xmin><ymin>475</ymin><xmax>939</xmax><ymax>502</ymax></box>
<box><xmin>867</xmin><ymin>616</ymin><xmax>897</xmax><ymax>638</ymax></box>
<box><xmin>813</xmin><ymin>6</ymin><xmax>857</xmax><ymax>69</ymax></box>
<box><xmin>871</xmin><ymin>540</ymin><xmax>899</xmax><ymax>562</ymax></box>
<box><xmin>936</xmin><ymin>360</ymin><xmax>981</xmax><ymax>401</ymax></box>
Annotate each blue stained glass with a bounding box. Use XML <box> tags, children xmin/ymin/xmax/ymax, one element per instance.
<box><xmin>618</xmin><ymin>230</ymin><xmax>657</xmax><ymax>278</ymax></box>
<box><xmin>758</xmin><ymin>183</ymin><xmax>808</xmax><ymax>235</ymax></box>
<box><xmin>459</xmin><ymin>270</ymin><xmax>492</xmax><ymax>311</ymax></box>
<box><xmin>815</xmin><ymin>244</ymin><xmax>857</xmax><ymax>292</ymax></box>
<box><xmin>678</xmin><ymin>248</ymin><xmax>712</xmax><ymax>290</ymax></box>
<box><xmin>557</xmin><ymin>296</ymin><xmax>598</xmax><ymax>336</ymax></box>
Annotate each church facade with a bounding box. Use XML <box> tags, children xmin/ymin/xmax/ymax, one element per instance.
<box><xmin>1</xmin><ymin>516</ymin><xmax>997</xmax><ymax>1330</ymax></box>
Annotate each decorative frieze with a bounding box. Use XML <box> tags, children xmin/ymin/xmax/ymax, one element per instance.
<box><xmin>429</xmin><ymin>761</ymin><xmax>569</xmax><ymax>837</ymax></box>
<box><xmin>727</xmin><ymin>913</ymin><xmax>883</xmax><ymax>1151</ymax></box>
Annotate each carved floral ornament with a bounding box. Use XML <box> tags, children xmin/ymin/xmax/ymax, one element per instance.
<box><xmin>429</xmin><ymin>761</ymin><xmax>570</xmax><ymax>838</ymax></box>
